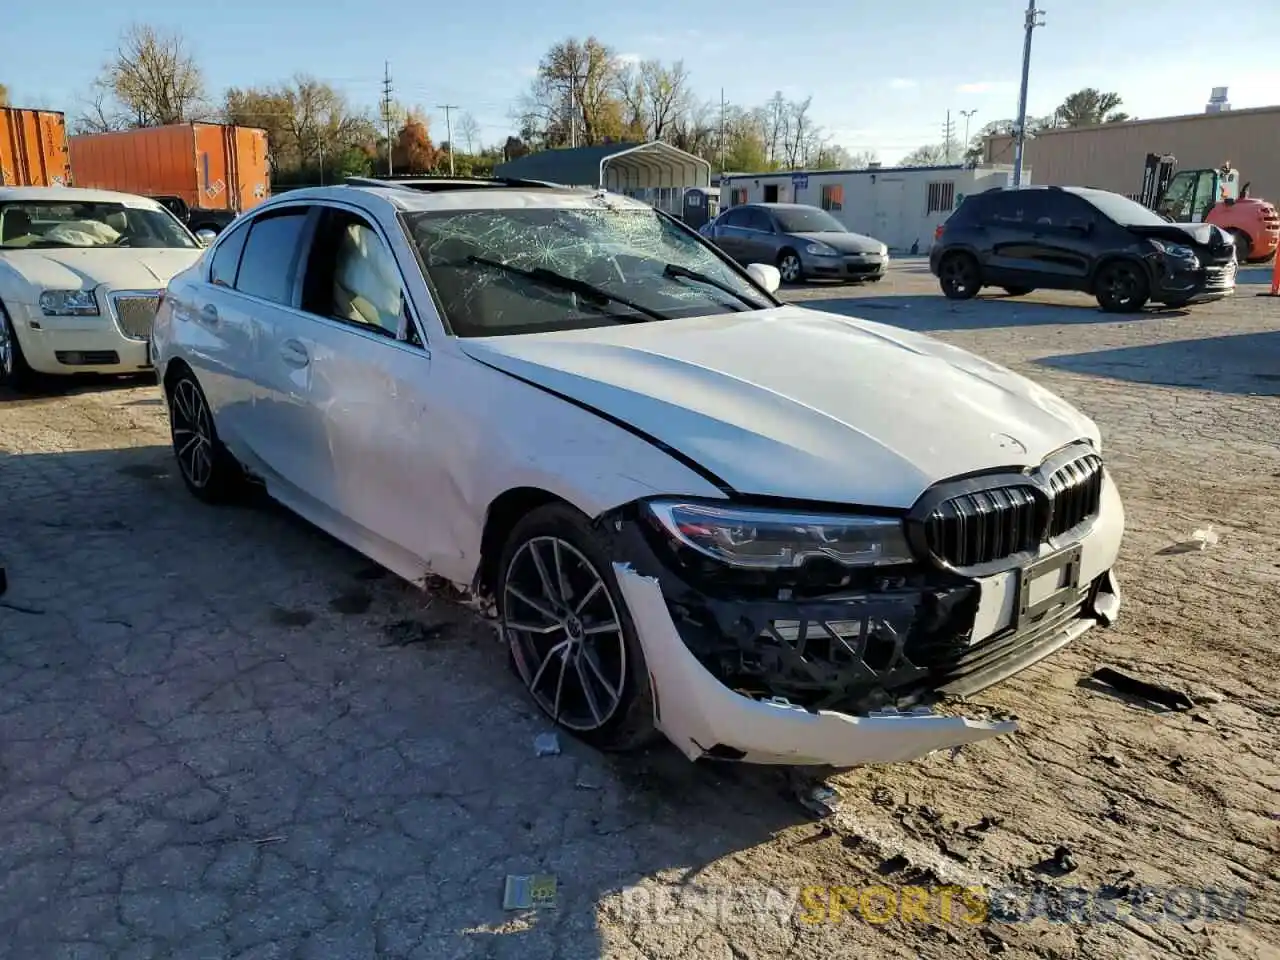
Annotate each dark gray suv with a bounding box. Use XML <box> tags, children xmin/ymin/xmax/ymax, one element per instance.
<box><xmin>701</xmin><ymin>202</ymin><xmax>888</xmax><ymax>284</ymax></box>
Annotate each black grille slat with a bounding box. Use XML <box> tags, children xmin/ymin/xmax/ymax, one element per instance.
<box><xmin>925</xmin><ymin>452</ymin><xmax>1104</xmax><ymax>568</ymax></box>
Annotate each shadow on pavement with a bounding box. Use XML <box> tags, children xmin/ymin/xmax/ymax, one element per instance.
<box><xmin>0</xmin><ymin>443</ymin><xmax>829</xmax><ymax>957</ymax></box>
<box><xmin>0</xmin><ymin>372</ymin><xmax>154</xmax><ymax>406</ymax></box>
<box><xmin>1036</xmin><ymin>331</ymin><xmax>1280</xmax><ymax>396</ymax></box>
<box><xmin>800</xmin><ymin>293</ymin><xmax>1190</xmax><ymax>332</ymax></box>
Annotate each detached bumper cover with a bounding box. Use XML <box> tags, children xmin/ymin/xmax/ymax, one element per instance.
<box><xmin>609</xmin><ymin>473</ymin><xmax>1124</xmax><ymax>766</ymax></box>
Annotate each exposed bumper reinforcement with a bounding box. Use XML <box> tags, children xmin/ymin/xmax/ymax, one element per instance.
<box><xmin>614</xmin><ymin>562</ymin><xmax>1017</xmax><ymax>767</ymax></box>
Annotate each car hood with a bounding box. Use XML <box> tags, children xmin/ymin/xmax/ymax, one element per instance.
<box><xmin>1126</xmin><ymin>221</ymin><xmax>1226</xmax><ymax>249</ymax></box>
<box><xmin>0</xmin><ymin>247</ymin><xmax>202</xmax><ymax>301</ymax></box>
<box><xmin>458</xmin><ymin>305</ymin><xmax>1100</xmax><ymax>507</ymax></box>
<box><xmin>790</xmin><ymin>231</ymin><xmax>883</xmax><ymax>254</ymax></box>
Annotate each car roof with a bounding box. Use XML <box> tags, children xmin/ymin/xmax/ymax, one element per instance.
<box><xmin>0</xmin><ymin>186</ymin><xmax>165</xmax><ymax>209</ymax></box>
<box><xmin>267</xmin><ymin>180</ymin><xmax>656</xmax><ymax>215</ymax></box>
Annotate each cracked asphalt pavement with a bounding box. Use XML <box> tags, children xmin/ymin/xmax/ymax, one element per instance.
<box><xmin>1</xmin><ymin>260</ymin><xmax>1278</xmax><ymax>959</ymax></box>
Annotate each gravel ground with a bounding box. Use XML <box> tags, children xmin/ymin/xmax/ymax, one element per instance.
<box><xmin>1</xmin><ymin>259</ymin><xmax>1277</xmax><ymax>959</ymax></box>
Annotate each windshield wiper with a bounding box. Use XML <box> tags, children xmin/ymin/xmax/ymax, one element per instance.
<box><xmin>662</xmin><ymin>263</ymin><xmax>769</xmax><ymax>310</ymax></box>
<box><xmin>467</xmin><ymin>255</ymin><xmax>669</xmax><ymax>323</ymax></box>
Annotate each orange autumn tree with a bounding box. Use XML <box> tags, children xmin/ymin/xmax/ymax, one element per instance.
<box><xmin>392</xmin><ymin>110</ymin><xmax>440</xmax><ymax>174</ymax></box>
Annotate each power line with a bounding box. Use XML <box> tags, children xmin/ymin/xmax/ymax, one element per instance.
<box><xmin>437</xmin><ymin>104</ymin><xmax>459</xmax><ymax>175</ymax></box>
<box><xmin>380</xmin><ymin>61</ymin><xmax>395</xmax><ymax>176</ymax></box>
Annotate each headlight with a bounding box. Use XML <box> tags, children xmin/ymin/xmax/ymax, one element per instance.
<box><xmin>1150</xmin><ymin>239</ymin><xmax>1199</xmax><ymax>268</ymax></box>
<box><xmin>879</xmin><ymin>243</ymin><xmax>889</xmax><ymax>257</ymax></box>
<box><xmin>39</xmin><ymin>289</ymin><xmax>99</xmax><ymax>316</ymax></box>
<box><xmin>644</xmin><ymin>500</ymin><xmax>915</xmax><ymax>569</ymax></box>
<box><xmin>805</xmin><ymin>242</ymin><xmax>839</xmax><ymax>256</ymax></box>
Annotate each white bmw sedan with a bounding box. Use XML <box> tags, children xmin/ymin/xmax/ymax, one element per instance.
<box><xmin>152</xmin><ymin>179</ymin><xmax>1125</xmax><ymax>767</ymax></box>
<box><xmin>0</xmin><ymin>187</ymin><xmax>204</xmax><ymax>390</ymax></box>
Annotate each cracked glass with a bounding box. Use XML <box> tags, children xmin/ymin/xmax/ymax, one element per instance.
<box><xmin>404</xmin><ymin>202</ymin><xmax>771</xmax><ymax>337</ymax></box>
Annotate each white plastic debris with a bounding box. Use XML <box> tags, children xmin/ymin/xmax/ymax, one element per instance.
<box><xmin>533</xmin><ymin>732</ymin><xmax>561</xmax><ymax>757</ymax></box>
<box><xmin>1172</xmin><ymin>525</ymin><xmax>1220</xmax><ymax>552</ymax></box>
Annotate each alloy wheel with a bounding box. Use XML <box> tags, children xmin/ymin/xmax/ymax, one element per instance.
<box><xmin>170</xmin><ymin>379</ymin><xmax>214</xmax><ymax>489</ymax></box>
<box><xmin>503</xmin><ymin>536</ymin><xmax>627</xmax><ymax>732</ymax></box>
<box><xmin>1100</xmin><ymin>264</ymin><xmax>1139</xmax><ymax>308</ymax></box>
<box><xmin>779</xmin><ymin>254</ymin><xmax>802</xmax><ymax>283</ymax></box>
<box><xmin>0</xmin><ymin>318</ymin><xmax>12</xmax><ymax>378</ymax></box>
<box><xmin>941</xmin><ymin>256</ymin><xmax>976</xmax><ymax>297</ymax></box>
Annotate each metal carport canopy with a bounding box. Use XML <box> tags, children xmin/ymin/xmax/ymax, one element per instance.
<box><xmin>599</xmin><ymin>142</ymin><xmax>711</xmax><ymax>192</ymax></box>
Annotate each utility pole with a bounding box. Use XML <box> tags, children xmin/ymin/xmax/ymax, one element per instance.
<box><xmin>960</xmin><ymin>109</ymin><xmax>978</xmax><ymax>154</ymax></box>
<box><xmin>718</xmin><ymin>88</ymin><xmax>726</xmax><ymax>173</ymax></box>
<box><xmin>1013</xmin><ymin>0</ymin><xmax>1046</xmax><ymax>187</ymax></box>
<box><xmin>437</xmin><ymin>104</ymin><xmax>459</xmax><ymax>176</ymax></box>
<box><xmin>317</xmin><ymin>134</ymin><xmax>325</xmax><ymax>186</ymax></box>
<box><xmin>942</xmin><ymin>110</ymin><xmax>956</xmax><ymax>164</ymax></box>
<box><xmin>381</xmin><ymin>61</ymin><xmax>395</xmax><ymax>177</ymax></box>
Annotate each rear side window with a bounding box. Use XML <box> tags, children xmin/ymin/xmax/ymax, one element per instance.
<box><xmin>234</xmin><ymin>209</ymin><xmax>310</xmax><ymax>305</ymax></box>
<box><xmin>948</xmin><ymin>194</ymin><xmax>992</xmax><ymax>226</ymax></box>
<box><xmin>208</xmin><ymin>222</ymin><xmax>250</xmax><ymax>288</ymax></box>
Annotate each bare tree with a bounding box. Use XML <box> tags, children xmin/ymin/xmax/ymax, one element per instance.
<box><xmin>763</xmin><ymin>92</ymin><xmax>788</xmax><ymax>166</ymax></box>
<box><xmin>457</xmin><ymin>112</ymin><xmax>481</xmax><ymax>154</ymax></box>
<box><xmin>640</xmin><ymin>59</ymin><xmax>688</xmax><ymax>141</ymax></box>
<box><xmin>73</xmin><ymin>89</ymin><xmax>129</xmax><ymax>135</ymax></box>
<box><xmin>783</xmin><ymin>97</ymin><xmax>815</xmax><ymax>168</ymax></box>
<box><xmin>95</xmin><ymin>24</ymin><xmax>207</xmax><ymax>127</ymax></box>
<box><xmin>223</xmin><ymin>77</ymin><xmax>376</xmax><ymax>174</ymax></box>
<box><xmin>900</xmin><ymin>142</ymin><xmax>949</xmax><ymax>166</ymax></box>
<box><xmin>519</xmin><ymin>37</ymin><xmax>625</xmax><ymax>148</ymax></box>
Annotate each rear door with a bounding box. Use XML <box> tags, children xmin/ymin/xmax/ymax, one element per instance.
<box><xmin>221</xmin><ymin>204</ymin><xmax>318</xmax><ymax>491</ymax></box>
<box><xmin>709</xmin><ymin>206</ymin><xmax>750</xmax><ymax>258</ymax></box>
<box><xmin>739</xmin><ymin>207</ymin><xmax>779</xmax><ymax>263</ymax></box>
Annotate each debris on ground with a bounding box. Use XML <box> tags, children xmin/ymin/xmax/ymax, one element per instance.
<box><xmin>1159</xmin><ymin>525</ymin><xmax>1221</xmax><ymax>554</ymax></box>
<box><xmin>380</xmin><ymin>619</ymin><xmax>451</xmax><ymax>647</ymax></box>
<box><xmin>533</xmin><ymin>732</ymin><xmax>561</xmax><ymax>757</ymax></box>
<box><xmin>870</xmin><ymin>785</ymin><xmax>895</xmax><ymax>808</ymax></box>
<box><xmin>1036</xmin><ymin>844</ymin><xmax>1079</xmax><ymax>876</ymax></box>
<box><xmin>1093</xmin><ymin>752</ymin><xmax>1125</xmax><ymax>769</ymax></box>
<box><xmin>1089</xmin><ymin>666</ymin><xmax>1196</xmax><ymax>711</ymax></box>
<box><xmin>502</xmin><ymin>874</ymin><xmax>557</xmax><ymax>910</ymax></box>
<box><xmin>796</xmin><ymin>783</ymin><xmax>840</xmax><ymax>819</ymax></box>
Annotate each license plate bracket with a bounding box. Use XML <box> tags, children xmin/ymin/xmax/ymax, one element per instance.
<box><xmin>1015</xmin><ymin>544</ymin><xmax>1082</xmax><ymax>629</ymax></box>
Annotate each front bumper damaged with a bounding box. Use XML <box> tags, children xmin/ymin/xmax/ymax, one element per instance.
<box><xmin>607</xmin><ymin>472</ymin><xmax>1124</xmax><ymax>767</ymax></box>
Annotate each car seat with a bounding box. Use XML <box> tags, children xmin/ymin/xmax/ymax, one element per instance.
<box><xmin>1</xmin><ymin>210</ymin><xmax>32</xmax><ymax>243</ymax></box>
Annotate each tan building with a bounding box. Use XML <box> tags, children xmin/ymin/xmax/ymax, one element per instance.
<box><xmin>982</xmin><ymin>105</ymin><xmax>1280</xmax><ymax>202</ymax></box>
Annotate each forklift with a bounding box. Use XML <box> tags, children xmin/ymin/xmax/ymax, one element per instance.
<box><xmin>1139</xmin><ymin>153</ymin><xmax>1279</xmax><ymax>262</ymax></box>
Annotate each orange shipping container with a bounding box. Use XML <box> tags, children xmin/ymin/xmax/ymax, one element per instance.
<box><xmin>0</xmin><ymin>107</ymin><xmax>71</xmax><ymax>187</ymax></box>
<box><xmin>68</xmin><ymin>122</ymin><xmax>270</xmax><ymax>214</ymax></box>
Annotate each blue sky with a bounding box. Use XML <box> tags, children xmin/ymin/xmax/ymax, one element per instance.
<box><xmin>7</xmin><ymin>0</ymin><xmax>1280</xmax><ymax>164</ymax></box>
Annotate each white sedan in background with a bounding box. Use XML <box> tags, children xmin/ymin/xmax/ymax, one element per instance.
<box><xmin>0</xmin><ymin>187</ymin><xmax>204</xmax><ymax>390</ymax></box>
<box><xmin>152</xmin><ymin>178</ymin><xmax>1125</xmax><ymax>767</ymax></box>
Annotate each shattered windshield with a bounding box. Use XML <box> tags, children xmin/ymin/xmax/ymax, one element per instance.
<box><xmin>0</xmin><ymin>201</ymin><xmax>198</xmax><ymax>250</ymax></box>
<box><xmin>405</xmin><ymin>204</ymin><xmax>772</xmax><ymax>337</ymax></box>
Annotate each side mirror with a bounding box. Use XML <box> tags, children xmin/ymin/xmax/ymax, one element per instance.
<box><xmin>746</xmin><ymin>262</ymin><xmax>781</xmax><ymax>294</ymax></box>
<box><xmin>195</xmin><ymin>229</ymin><xmax>216</xmax><ymax>247</ymax></box>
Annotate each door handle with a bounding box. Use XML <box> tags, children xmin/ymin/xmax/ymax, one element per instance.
<box><xmin>280</xmin><ymin>339</ymin><xmax>310</xmax><ymax>368</ymax></box>
<box><xmin>201</xmin><ymin>303</ymin><xmax>219</xmax><ymax>324</ymax></box>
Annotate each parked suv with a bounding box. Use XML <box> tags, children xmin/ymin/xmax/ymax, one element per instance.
<box><xmin>930</xmin><ymin>185</ymin><xmax>1238</xmax><ymax>312</ymax></box>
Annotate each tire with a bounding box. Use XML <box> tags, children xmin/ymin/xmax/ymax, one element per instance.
<box><xmin>1228</xmin><ymin>229</ymin><xmax>1252</xmax><ymax>264</ymax></box>
<box><xmin>1002</xmin><ymin>285</ymin><xmax>1034</xmax><ymax>296</ymax></box>
<box><xmin>937</xmin><ymin>252</ymin><xmax>981</xmax><ymax>300</ymax></box>
<box><xmin>1093</xmin><ymin>259</ymin><xmax>1150</xmax><ymax>313</ymax></box>
<box><xmin>166</xmin><ymin>368</ymin><xmax>243</xmax><ymax>503</ymax></box>
<box><xmin>777</xmin><ymin>249</ymin><xmax>804</xmax><ymax>284</ymax></box>
<box><xmin>0</xmin><ymin>303</ymin><xmax>36</xmax><ymax>393</ymax></box>
<box><xmin>497</xmin><ymin>502</ymin><xmax>658</xmax><ymax>752</ymax></box>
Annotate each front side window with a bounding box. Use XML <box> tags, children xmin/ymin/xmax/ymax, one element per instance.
<box><xmin>234</xmin><ymin>208</ymin><xmax>310</xmax><ymax>305</ymax></box>
<box><xmin>1076</xmin><ymin>188</ymin><xmax>1172</xmax><ymax>227</ymax></box>
<box><xmin>300</xmin><ymin>208</ymin><xmax>409</xmax><ymax>341</ymax></box>
<box><xmin>405</xmin><ymin>204</ymin><xmax>773</xmax><ymax>338</ymax></box>
<box><xmin>0</xmin><ymin>200</ymin><xmax>198</xmax><ymax>249</ymax></box>
<box><xmin>772</xmin><ymin>206</ymin><xmax>847</xmax><ymax>233</ymax></box>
